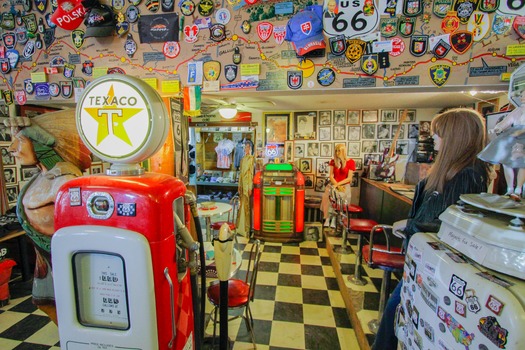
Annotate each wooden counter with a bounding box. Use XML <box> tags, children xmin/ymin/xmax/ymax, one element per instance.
<box><xmin>359</xmin><ymin>178</ymin><xmax>414</xmax><ymax>225</ymax></box>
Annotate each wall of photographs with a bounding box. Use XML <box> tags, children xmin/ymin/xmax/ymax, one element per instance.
<box><xmin>264</xmin><ymin>108</ymin><xmax>437</xmax><ymax>198</ymax></box>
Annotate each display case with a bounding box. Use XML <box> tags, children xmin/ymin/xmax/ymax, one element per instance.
<box><xmin>191</xmin><ymin>126</ymin><xmax>256</xmax><ymax>203</ymax></box>
<box><xmin>253</xmin><ymin>163</ymin><xmax>304</xmax><ymax>242</ymax></box>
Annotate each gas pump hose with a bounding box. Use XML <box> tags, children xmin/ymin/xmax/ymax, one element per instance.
<box><xmin>183</xmin><ymin>191</ymin><xmax>206</xmax><ymax>350</ymax></box>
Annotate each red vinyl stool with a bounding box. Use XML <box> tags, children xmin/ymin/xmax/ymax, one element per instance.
<box><xmin>342</xmin><ymin>216</ymin><xmax>379</xmax><ymax>285</ymax></box>
<box><xmin>210</xmin><ymin>196</ymin><xmax>240</xmax><ymax>238</ymax></box>
<box><xmin>362</xmin><ymin>224</ymin><xmax>405</xmax><ymax>334</ymax></box>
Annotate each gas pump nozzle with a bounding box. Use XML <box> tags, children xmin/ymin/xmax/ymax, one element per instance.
<box><xmin>173</xmin><ymin>212</ymin><xmax>199</xmax><ymax>273</ymax></box>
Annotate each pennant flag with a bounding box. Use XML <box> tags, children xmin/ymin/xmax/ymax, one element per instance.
<box><xmin>183</xmin><ymin>85</ymin><xmax>201</xmax><ymax>117</ymax></box>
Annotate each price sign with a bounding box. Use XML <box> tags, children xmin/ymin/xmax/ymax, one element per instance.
<box><xmin>323</xmin><ymin>0</ymin><xmax>379</xmax><ymax>39</ymax></box>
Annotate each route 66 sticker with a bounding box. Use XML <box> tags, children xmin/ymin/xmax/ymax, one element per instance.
<box><xmin>323</xmin><ymin>0</ymin><xmax>379</xmax><ymax>39</ymax></box>
<box><xmin>449</xmin><ymin>274</ymin><xmax>467</xmax><ymax>300</ymax></box>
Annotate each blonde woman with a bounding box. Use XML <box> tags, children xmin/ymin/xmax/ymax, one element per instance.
<box><xmin>320</xmin><ymin>143</ymin><xmax>355</xmax><ymax>227</ymax></box>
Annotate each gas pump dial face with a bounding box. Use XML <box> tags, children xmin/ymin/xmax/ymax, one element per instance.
<box><xmin>76</xmin><ymin>74</ymin><xmax>169</xmax><ymax>164</ymax></box>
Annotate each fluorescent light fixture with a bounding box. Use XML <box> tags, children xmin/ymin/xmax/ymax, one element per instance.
<box><xmin>218</xmin><ymin>105</ymin><xmax>238</xmax><ymax>119</ymax></box>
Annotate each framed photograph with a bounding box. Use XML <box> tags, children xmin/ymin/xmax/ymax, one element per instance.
<box><xmin>319</xmin><ymin>126</ymin><xmax>331</xmax><ymax>141</ymax></box>
<box><xmin>294</xmin><ymin>142</ymin><xmax>306</xmax><ymax>159</ymax></box>
<box><xmin>377</xmin><ymin>124</ymin><xmax>391</xmax><ymax>139</ymax></box>
<box><xmin>362</xmin><ymin>110</ymin><xmax>378</xmax><ymax>123</ymax></box>
<box><xmin>304</xmin><ymin>174</ymin><xmax>315</xmax><ymax>189</ymax></box>
<box><xmin>306</xmin><ymin>142</ymin><xmax>320</xmax><ymax>157</ymax></box>
<box><xmin>362</xmin><ymin>140</ymin><xmax>378</xmax><ymax>153</ymax></box>
<box><xmin>333</xmin><ymin>110</ymin><xmax>346</xmax><ymax>125</ymax></box>
<box><xmin>350</xmin><ymin>172</ymin><xmax>359</xmax><ymax>187</ymax></box>
<box><xmin>391</xmin><ymin>124</ymin><xmax>406</xmax><ymax>139</ymax></box>
<box><xmin>21</xmin><ymin>166</ymin><xmax>40</xmax><ymax>181</ymax></box>
<box><xmin>354</xmin><ymin>158</ymin><xmax>363</xmax><ymax>170</ymax></box>
<box><xmin>4</xmin><ymin>167</ymin><xmax>17</xmax><ymax>184</ymax></box>
<box><xmin>362</xmin><ymin>124</ymin><xmax>376</xmax><ymax>139</ymax></box>
<box><xmin>284</xmin><ymin>141</ymin><xmax>294</xmax><ymax>163</ymax></box>
<box><xmin>265</xmin><ymin>113</ymin><xmax>290</xmax><ymax>144</ymax></box>
<box><xmin>347</xmin><ymin>110</ymin><xmax>360</xmax><ymax>125</ymax></box>
<box><xmin>294</xmin><ymin>111</ymin><xmax>317</xmax><ymax>139</ymax></box>
<box><xmin>381</xmin><ymin>109</ymin><xmax>397</xmax><ymax>122</ymax></box>
<box><xmin>304</xmin><ymin>222</ymin><xmax>323</xmax><ymax>242</ymax></box>
<box><xmin>379</xmin><ymin>140</ymin><xmax>393</xmax><ymax>153</ymax></box>
<box><xmin>347</xmin><ymin>126</ymin><xmax>361</xmax><ymax>141</ymax></box>
<box><xmin>333</xmin><ymin>125</ymin><xmax>346</xmax><ymax>140</ymax></box>
<box><xmin>400</xmin><ymin>109</ymin><xmax>417</xmax><ymax>122</ymax></box>
<box><xmin>419</xmin><ymin>121</ymin><xmax>431</xmax><ymax>141</ymax></box>
<box><xmin>91</xmin><ymin>163</ymin><xmax>103</xmax><ymax>174</ymax></box>
<box><xmin>477</xmin><ymin>98</ymin><xmax>499</xmax><ymax>116</ymax></box>
<box><xmin>6</xmin><ymin>185</ymin><xmax>18</xmax><ymax>204</ymax></box>
<box><xmin>396</xmin><ymin>140</ymin><xmax>409</xmax><ymax>155</ymax></box>
<box><xmin>319</xmin><ymin>110</ymin><xmax>332</xmax><ymax>125</ymax></box>
<box><xmin>1</xmin><ymin>146</ymin><xmax>15</xmax><ymax>165</ymax></box>
<box><xmin>316</xmin><ymin>158</ymin><xmax>331</xmax><ymax>177</ymax></box>
<box><xmin>408</xmin><ymin>123</ymin><xmax>419</xmax><ymax>138</ymax></box>
<box><xmin>363</xmin><ymin>153</ymin><xmax>381</xmax><ymax>166</ymax></box>
<box><xmin>0</xmin><ymin>129</ymin><xmax>11</xmax><ymax>142</ymax></box>
<box><xmin>299</xmin><ymin>158</ymin><xmax>313</xmax><ymax>173</ymax></box>
<box><xmin>320</xmin><ymin>142</ymin><xmax>332</xmax><ymax>157</ymax></box>
<box><xmin>315</xmin><ymin>177</ymin><xmax>328</xmax><ymax>192</ymax></box>
<box><xmin>347</xmin><ymin>142</ymin><xmax>360</xmax><ymax>157</ymax></box>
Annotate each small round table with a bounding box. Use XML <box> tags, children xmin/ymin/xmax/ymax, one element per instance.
<box><xmin>197</xmin><ymin>202</ymin><xmax>233</xmax><ymax>241</ymax></box>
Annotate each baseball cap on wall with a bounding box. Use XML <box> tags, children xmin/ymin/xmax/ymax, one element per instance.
<box><xmin>83</xmin><ymin>3</ymin><xmax>115</xmax><ymax>37</ymax></box>
<box><xmin>285</xmin><ymin>5</ymin><xmax>325</xmax><ymax>56</ymax></box>
<box><xmin>50</xmin><ymin>0</ymin><xmax>87</xmax><ymax>30</ymax></box>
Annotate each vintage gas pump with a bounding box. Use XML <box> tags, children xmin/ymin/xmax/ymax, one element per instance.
<box><xmin>52</xmin><ymin>75</ymin><xmax>198</xmax><ymax>350</ymax></box>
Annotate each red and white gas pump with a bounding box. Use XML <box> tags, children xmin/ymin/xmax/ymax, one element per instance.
<box><xmin>52</xmin><ymin>75</ymin><xmax>198</xmax><ymax>350</ymax></box>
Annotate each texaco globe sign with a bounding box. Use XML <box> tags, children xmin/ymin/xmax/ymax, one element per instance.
<box><xmin>76</xmin><ymin>74</ymin><xmax>169</xmax><ymax>164</ymax></box>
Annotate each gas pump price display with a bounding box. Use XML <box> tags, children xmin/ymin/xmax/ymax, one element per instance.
<box><xmin>323</xmin><ymin>0</ymin><xmax>379</xmax><ymax>39</ymax></box>
<box><xmin>73</xmin><ymin>252</ymin><xmax>130</xmax><ymax>330</ymax></box>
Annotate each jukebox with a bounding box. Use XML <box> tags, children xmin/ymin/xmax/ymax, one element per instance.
<box><xmin>253</xmin><ymin>163</ymin><xmax>304</xmax><ymax>242</ymax></box>
<box><xmin>52</xmin><ymin>75</ymin><xmax>196</xmax><ymax>350</ymax></box>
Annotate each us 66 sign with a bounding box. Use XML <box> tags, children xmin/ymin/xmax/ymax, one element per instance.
<box><xmin>323</xmin><ymin>0</ymin><xmax>379</xmax><ymax>39</ymax></box>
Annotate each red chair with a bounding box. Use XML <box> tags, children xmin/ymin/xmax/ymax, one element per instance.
<box><xmin>362</xmin><ymin>224</ymin><xmax>405</xmax><ymax>334</ymax></box>
<box><xmin>210</xmin><ymin>195</ymin><xmax>240</xmax><ymax>237</ymax></box>
<box><xmin>206</xmin><ymin>239</ymin><xmax>262</xmax><ymax>348</ymax></box>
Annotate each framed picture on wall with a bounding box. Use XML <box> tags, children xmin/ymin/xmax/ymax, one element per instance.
<box><xmin>314</xmin><ymin>177</ymin><xmax>327</xmax><ymax>192</ymax></box>
<box><xmin>362</xmin><ymin>140</ymin><xmax>378</xmax><ymax>153</ymax></box>
<box><xmin>293</xmin><ymin>111</ymin><xmax>317</xmax><ymax>139</ymax></box>
<box><xmin>354</xmin><ymin>158</ymin><xmax>363</xmax><ymax>170</ymax></box>
<box><xmin>362</xmin><ymin>124</ymin><xmax>376</xmax><ymax>139</ymax></box>
<box><xmin>304</xmin><ymin>222</ymin><xmax>323</xmax><ymax>242</ymax></box>
<box><xmin>6</xmin><ymin>185</ymin><xmax>18</xmax><ymax>204</ymax></box>
<box><xmin>1</xmin><ymin>146</ymin><xmax>15</xmax><ymax>165</ymax></box>
<box><xmin>333</xmin><ymin>110</ymin><xmax>346</xmax><ymax>125</ymax></box>
<box><xmin>319</xmin><ymin>126</ymin><xmax>331</xmax><ymax>141</ymax></box>
<box><xmin>4</xmin><ymin>167</ymin><xmax>17</xmax><ymax>184</ymax></box>
<box><xmin>299</xmin><ymin>158</ymin><xmax>313</xmax><ymax>173</ymax></box>
<box><xmin>320</xmin><ymin>142</ymin><xmax>332</xmax><ymax>157</ymax></box>
<box><xmin>381</xmin><ymin>109</ymin><xmax>397</xmax><ymax>122</ymax></box>
<box><xmin>293</xmin><ymin>142</ymin><xmax>306</xmax><ymax>159</ymax></box>
<box><xmin>306</xmin><ymin>142</ymin><xmax>320</xmax><ymax>157</ymax></box>
<box><xmin>333</xmin><ymin>125</ymin><xmax>346</xmax><ymax>140</ymax></box>
<box><xmin>316</xmin><ymin>158</ymin><xmax>331</xmax><ymax>177</ymax></box>
<box><xmin>347</xmin><ymin>110</ymin><xmax>360</xmax><ymax>125</ymax></box>
<box><xmin>284</xmin><ymin>140</ymin><xmax>294</xmax><ymax>163</ymax></box>
<box><xmin>347</xmin><ymin>126</ymin><xmax>361</xmax><ymax>141</ymax></box>
<box><xmin>401</xmin><ymin>109</ymin><xmax>417</xmax><ymax>122</ymax></box>
<box><xmin>264</xmin><ymin>113</ymin><xmax>290</xmax><ymax>144</ymax></box>
<box><xmin>304</xmin><ymin>174</ymin><xmax>314</xmax><ymax>189</ymax></box>
<box><xmin>478</xmin><ymin>99</ymin><xmax>499</xmax><ymax>116</ymax></box>
<box><xmin>21</xmin><ymin>166</ymin><xmax>40</xmax><ymax>181</ymax></box>
<box><xmin>347</xmin><ymin>142</ymin><xmax>360</xmax><ymax>157</ymax></box>
<box><xmin>362</xmin><ymin>110</ymin><xmax>378</xmax><ymax>123</ymax></box>
<box><xmin>319</xmin><ymin>110</ymin><xmax>332</xmax><ymax>125</ymax></box>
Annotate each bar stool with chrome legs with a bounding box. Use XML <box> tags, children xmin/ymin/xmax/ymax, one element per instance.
<box><xmin>362</xmin><ymin>224</ymin><xmax>405</xmax><ymax>334</ymax></box>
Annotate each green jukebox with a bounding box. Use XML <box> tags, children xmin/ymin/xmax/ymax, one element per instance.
<box><xmin>253</xmin><ymin>164</ymin><xmax>304</xmax><ymax>242</ymax></box>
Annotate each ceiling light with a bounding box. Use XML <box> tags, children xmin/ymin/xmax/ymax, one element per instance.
<box><xmin>218</xmin><ymin>105</ymin><xmax>238</xmax><ymax>119</ymax></box>
<box><xmin>469</xmin><ymin>90</ymin><xmax>478</xmax><ymax>96</ymax></box>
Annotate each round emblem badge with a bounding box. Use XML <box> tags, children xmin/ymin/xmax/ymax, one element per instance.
<box><xmin>129</xmin><ymin>0</ymin><xmax>142</xmax><ymax>6</ymax></box>
<box><xmin>126</xmin><ymin>5</ymin><xmax>140</xmax><ymax>23</ymax></box>
<box><xmin>163</xmin><ymin>41</ymin><xmax>180</xmax><ymax>58</ymax></box>
<box><xmin>215</xmin><ymin>8</ymin><xmax>231</xmax><ymax>25</ymax></box>
<box><xmin>241</xmin><ymin>20</ymin><xmax>251</xmax><ymax>34</ymax></box>
<box><xmin>145</xmin><ymin>0</ymin><xmax>160</xmax><ymax>12</ymax></box>
<box><xmin>198</xmin><ymin>0</ymin><xmax>214</xmax><ymax>16</ymax></box>
<box><xmin>49</xmin><ymin>82</ymin><xmax>60</xmax><ymax>97</ymax></box>
<box><xmin>180</xmin><ymin>0</ymin><xmax>195</xmax><ymax>16</ymax></box>
<box><xmin>125</xmin><ymin>33</ymin><xmax>137</xmax><ymax>58</ymax></box>
<box><xmin>209</xmin><ymin>23</ymin><xmax>226</xmax><ymax>42</ymax></box>
<box><xmin>317</xmin><ymin>67</ymin><xmax>335</xmax><ymax>87</ymax></box>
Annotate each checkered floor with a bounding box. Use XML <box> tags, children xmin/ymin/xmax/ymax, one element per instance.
<box><xmin>0</xmin><ymin>235</ymin><xmax>360</xmax><ymax>350</ymax></box>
